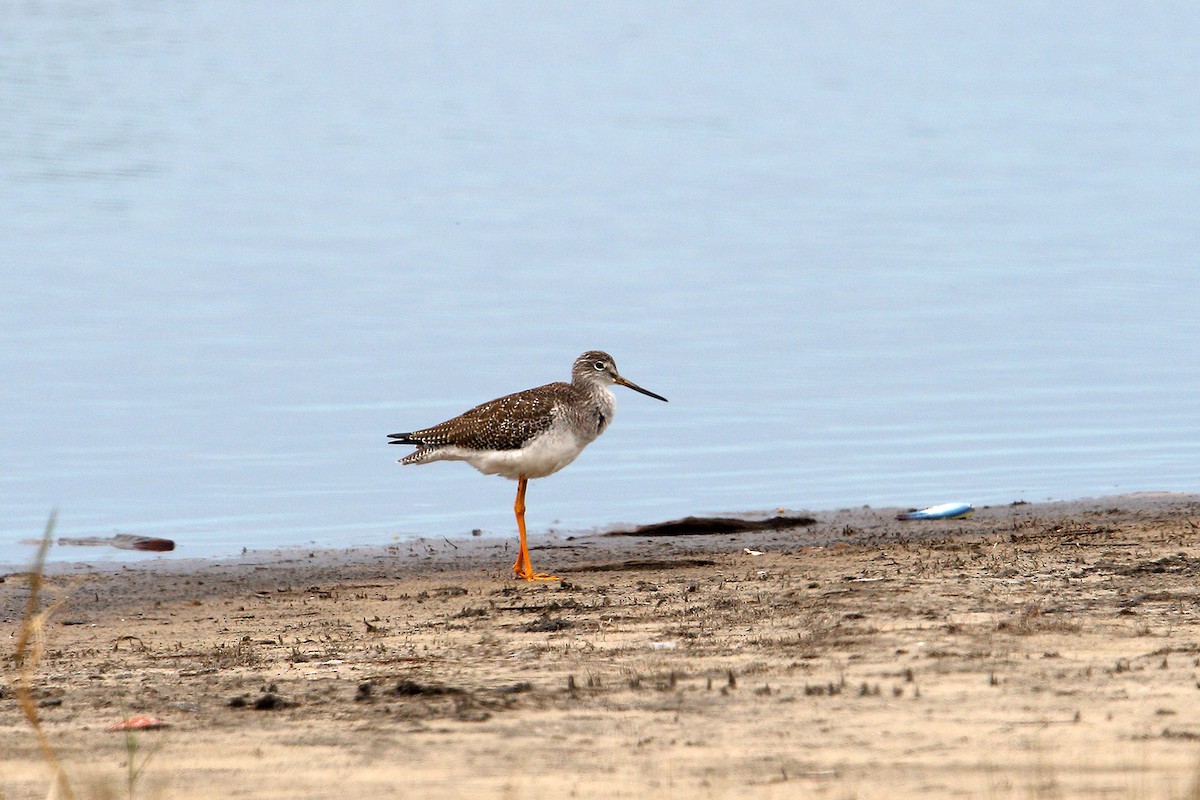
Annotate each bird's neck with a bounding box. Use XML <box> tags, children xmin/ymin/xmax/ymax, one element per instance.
<box><xmin>578</xmin><ymin>384</ymin><xmax>616</xmax><ymax>439</ymax></box>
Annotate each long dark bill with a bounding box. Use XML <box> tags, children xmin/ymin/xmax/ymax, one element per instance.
<box><xmin>615</xmin><ymin>375</ymin><xmax>668</xmax><ymax>402</ymax></box>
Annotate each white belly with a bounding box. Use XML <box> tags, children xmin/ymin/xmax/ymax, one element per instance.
<box><xmin>436</xmin><ymin>426</ymin><xmax>590</xmax><ymax>480</ymax></box>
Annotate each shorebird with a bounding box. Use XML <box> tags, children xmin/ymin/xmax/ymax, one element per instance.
<box><xmin>389</xmin><ymin>351</ymin><xmax>668</xmax><ymax>581</ymax></box>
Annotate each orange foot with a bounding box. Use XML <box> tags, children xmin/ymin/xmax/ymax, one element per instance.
<box><xmin>513</xmin><ymin>564</ymin><xmax>561</xmax><ymax>582</ymax></box>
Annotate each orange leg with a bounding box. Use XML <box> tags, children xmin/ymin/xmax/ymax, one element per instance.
<box><xmin>512</xmin><ymin>475</ymin><xmax>559</xmax><ymax>581</ymax></box>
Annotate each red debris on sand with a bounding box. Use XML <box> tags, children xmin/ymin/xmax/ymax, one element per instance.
<box><xmin>106</xmin><ymin>716</ymin><xmax>168</xmax><ymax>732</ymax></box>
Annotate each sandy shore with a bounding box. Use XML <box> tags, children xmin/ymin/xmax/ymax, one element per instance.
<box><xmin>3</xmin><ymin>493</ymin><xmax>1200</xmax><ymax>799</ymax></box>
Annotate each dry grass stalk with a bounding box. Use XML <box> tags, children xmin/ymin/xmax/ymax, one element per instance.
<box><xmin>9</xmin><ymin>510</ymin><xmax>76</xmax><ymax>800</ymax></box>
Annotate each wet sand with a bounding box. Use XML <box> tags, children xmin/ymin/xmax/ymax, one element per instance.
<box><xmin>3</xmin><ymin>493</ymin><xmax>1200</xmax><ymax>799</ymax></box>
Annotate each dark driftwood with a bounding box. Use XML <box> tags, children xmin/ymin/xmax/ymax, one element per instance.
<box><xmin>605</xmin><ymin>515</ymin><xmax>816</xmax><ymax>537</ymax></box>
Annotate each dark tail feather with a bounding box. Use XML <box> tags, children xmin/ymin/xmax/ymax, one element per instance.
<box><xmin>388</xmin><ymin>432</ymin><xmax>419</xmax><ymax>445</ymax></box>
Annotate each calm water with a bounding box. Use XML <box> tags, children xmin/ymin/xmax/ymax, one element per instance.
<box><xmin>2</xmin><ymin>4</ymin><xmax>1198</xmax><ymax>567</ymax></box>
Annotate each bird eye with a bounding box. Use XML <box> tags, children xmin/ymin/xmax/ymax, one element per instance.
<box><xmin>593</xmin><ymin>361</ymin><xmax>606</xmax><ymax>370</ymax></box>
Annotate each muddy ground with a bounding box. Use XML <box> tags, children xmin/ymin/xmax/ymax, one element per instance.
<box><xmin>3</xmin><ymin>493</ymin><xmax>1200</xmax><ymax>799</ymax></box>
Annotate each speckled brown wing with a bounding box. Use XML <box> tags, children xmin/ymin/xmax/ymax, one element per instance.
<box><xmin>389</xmin><ymin>382</ymin><xmax>573</xmax><ymax>461</ymax></box>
